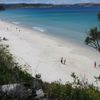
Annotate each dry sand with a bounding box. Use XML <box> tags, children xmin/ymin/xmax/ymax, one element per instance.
<box><xmin>0</xmin><ymin>20</ymin><xmax>100</xmax><ymax>86</ymax></box>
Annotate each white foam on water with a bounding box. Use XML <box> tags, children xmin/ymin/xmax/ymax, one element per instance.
<box><xmin>32</xmin><ymin>26</ymin><xmax>46</xmax><ymax>32</ymax></box>
<box><xmin>12</xmin><ymin>21</ymin><xmax>20</xmax><ymax>25</ymax></box>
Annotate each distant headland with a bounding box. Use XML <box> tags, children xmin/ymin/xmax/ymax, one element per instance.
<box><xmin>0</xmin><ymin>3</ymin><xmax>100</xmax><ymax>10</ymax></box>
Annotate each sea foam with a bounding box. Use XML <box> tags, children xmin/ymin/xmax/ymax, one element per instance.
<box><xmin>32</xmin><ymin>27</ymin><xmax>46</xmax><ymax>32</ymax></box>
<box><xmin>12</xmin><ymin>21</ymin><xmax>20</xmax><ymax>25</ymax></box>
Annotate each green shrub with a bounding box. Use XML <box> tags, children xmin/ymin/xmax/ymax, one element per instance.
<box><xmin>0</xmin><ymin>44</ymin><xmax>34</xmax><ymax>85</ymax></box>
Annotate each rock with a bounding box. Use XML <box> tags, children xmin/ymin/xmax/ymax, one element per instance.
<box><xmin>0</xmin><ymin>83</ymin><xmax>48</xmax><ymax>100</ymax></box>
<box><xmin>0</xmin><ymin>83</ymin><xmax>34</xmax><ymax>99</ymax></box>
<box><xmin>36</xmin><ymin>89</ymin><xmax>44</xmax><ymax>98</ymax></box>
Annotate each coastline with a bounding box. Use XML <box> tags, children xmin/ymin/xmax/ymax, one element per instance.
<box><xmin>0</xmin><ymin>20</ymin><xmax>100</xmax><ymax>85</ymax></box>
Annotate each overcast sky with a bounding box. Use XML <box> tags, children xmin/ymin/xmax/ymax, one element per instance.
<box><xmin>0</xmin><ymin>0</ymin><xmax>100</xmax><ymax>4</ymax></box>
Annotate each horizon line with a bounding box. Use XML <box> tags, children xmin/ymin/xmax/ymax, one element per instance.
<box><xmin>0</xmin><ymin>2</ymin><xmax>100</xmax><ymax>5</ymax></box>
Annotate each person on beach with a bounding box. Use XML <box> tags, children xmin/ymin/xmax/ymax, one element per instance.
<box><xmin>94</xmin><ymin>61</ymin><xmax>96</xmax><ymax>68</ymax></box>
<box><xmin>61</xmin><ymin>57</ymin><xmax>63</xmax><ymax>64</ymax></box>
<box><xmin>98</xmin><ymin>65</ymin><xmax>100</xmax><ymax>68</ymax></box>
<box><xmin>64</xmin><ymin>59</ymin><xmax>66</xmax><ymax>65</ymax></box>
<box><xmin>61</xmin><ymin>57</ymin><xmax>66</xmax><ymax>65</ymax></box>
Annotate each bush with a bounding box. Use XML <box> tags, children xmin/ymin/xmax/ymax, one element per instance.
<box><xmin>0</xmin><ymin>44</ymin><xmax>34</xmax><ymax>85</ymax></box>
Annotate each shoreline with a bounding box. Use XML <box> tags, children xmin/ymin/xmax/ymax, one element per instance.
<box><xmin>0</xmin><ymin>19</ymin><xmax>87</xmax><ymax>45</ymax></box>
<box><xmin>0</xmin><ymin>20</ymin><xmax>100</xmax><ymax>85</ymax></box>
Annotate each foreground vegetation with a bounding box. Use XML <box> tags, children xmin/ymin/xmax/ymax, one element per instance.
<box><xmin>0</xmin><ymin>44</ymin><xmax>34</xmax><ymax>85</ymax></box>
<box><xmin>46</xmin><ymin>82</ymin><xmax>100</xmax><ymax>100</ymax></box>
<box><xmin>0</xmin><ymin>43</ymin><xmax>100</xmax><ymax>100</ymax></box>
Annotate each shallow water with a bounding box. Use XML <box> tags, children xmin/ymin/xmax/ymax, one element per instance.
<box><xmin>0</xmin><ymin>6</ymin><xmax>100</xmax><ymax>43</ymax></box>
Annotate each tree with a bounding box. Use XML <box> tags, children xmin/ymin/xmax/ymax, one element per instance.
<box><xmin>85</xmin><ymin>27</ymin><xmax>100</xmax><ymax>52</ymax></box>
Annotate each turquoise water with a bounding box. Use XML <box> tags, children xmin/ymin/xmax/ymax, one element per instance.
<box><xmin>0</xmin><ymin>6</ymin><xmax>100</xmax><ymax>43</ymax></box>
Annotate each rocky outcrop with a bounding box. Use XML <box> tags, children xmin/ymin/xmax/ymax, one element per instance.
<box><xmin>0</xmin><ymin>83</ymin><xmax>48</xmax><ymax>100</ymax></box>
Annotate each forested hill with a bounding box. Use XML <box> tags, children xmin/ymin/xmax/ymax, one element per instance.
<box><xmin>0</xmin><ymin>3</ymin><xmax>100</xmax><ymax>10</ymax></box>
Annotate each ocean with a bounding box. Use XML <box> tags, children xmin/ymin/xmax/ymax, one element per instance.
<box><xmin>0</xmin><ymin>6</ymin><xmax>100</xmax><ymax>43</ymax></box>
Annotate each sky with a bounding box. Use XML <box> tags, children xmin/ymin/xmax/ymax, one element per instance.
<box><xmin>0</xmin><ymin>0</ymin><xmax>100</xmax><ymax>4</ymax></box>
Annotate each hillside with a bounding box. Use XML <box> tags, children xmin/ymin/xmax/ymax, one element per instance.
<box><xmin>0</xmin><ymin>3</ymin><xmax>100</xmax><ymax>9</ymax></box>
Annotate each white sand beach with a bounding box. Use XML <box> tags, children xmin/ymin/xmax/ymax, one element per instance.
<box><xmin>0</xmin><ymin>20</ymin><xmax>100</xmax><ymax>85</ymax></box>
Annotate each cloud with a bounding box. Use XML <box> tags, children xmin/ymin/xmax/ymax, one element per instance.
<box><xmin>0</xmin><ymin>0</ymin><xmax>100</xmax><ymax>4</ymax></box>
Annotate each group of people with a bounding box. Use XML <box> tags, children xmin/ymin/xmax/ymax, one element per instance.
<box><xmin>16</xmin><ymin>27</ymin><xmax>21</xmax><ymax>32</ymax></box>
<box><xmin>60</xmin><ymin>59</ymin><xmax>100</xmax><ymax>68</ymax></box>
<box><xmin>7</xmin><ymin>27</ymin><xmax>21</xmax><ymax>32</ymax></box>
<box><xmin>61</xmin><ymin>57</ymin><xmax>66</xmax><ymax>65</ymax></box>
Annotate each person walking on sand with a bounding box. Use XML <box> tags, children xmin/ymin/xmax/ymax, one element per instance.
<box><xmin>61</xmin><ymin>57</ymin><xmax>63</xmax><ymax>64</ymax></box>
<box><xmin>94</xmin><ymin>61</ymin><xmax>96</xmax><ymax>68</ymax></box>
<box><xmin>64</xmin><ymin>59</ymin><xmax>66</xmax><ymax>65</ymax></box>
<box><xmin>98</xmin><ymin>64</ymin><xmax>100</xmax><ymax>68</ymax></box>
